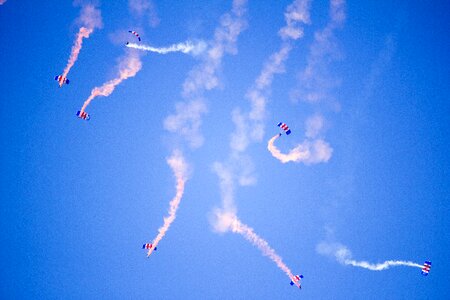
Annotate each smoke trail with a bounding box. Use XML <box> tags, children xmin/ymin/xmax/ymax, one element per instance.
<box><xmin>126</xmin><ymin>41</ymin><xmax>206</xmax><ymax>55</ymax></box>
<box><xmin>61</xmin><ymin>27</ymin><xmax>93</xmax><ymax>80</ymax></box>
<box><xmin>316</xmin><ymin>242</ymin><xmax>423</xmax><ymax>271</ymax></box>
<box><xmin>267</xmin><ymin>134</ymin><xmax>332</xmax><ymax>164</ymax></box>
<box><xmin>231</xmin><ymin>0</ymin><xmax>311</xmax><ymax>151</ymax></box>
<box><xmin>80</xmin><ymin>51</ymin><xmax>142</xmax><ymax>112</ymax></box>
<box><xmin>0</xmin><ymin>0</ymin><xmax>7</xmax><ymax>5</ymax></box>
<box><xmin>148</xmin><ymin>150</ymin><xmax>189</xmax><ymax>257</ymax></box>
<box><xmin>216</xmin><ymin>212</ymin><xmax>299</xmax><ymax>285</ymax></box>
<box><xmin>59</xmin><ymin>4</ymin><xmax>102</xmax><ymax>85</ymax></box>
<box><xmin>345</xmin><ymin>259</ymin><xmax>423</xmax><ymax>271</ymax></box>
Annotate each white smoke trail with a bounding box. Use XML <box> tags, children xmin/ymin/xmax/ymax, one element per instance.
<box><xmin>215</xmin><ymin>212</ymin><xmax>299</xmax><ymax>285</ymax></box>
<box><xmin>232</xmin><ymin>0</ymin><xmax>311</xmax><ymax>150</ymax></box>
<box><xmin>60</xmin><ymin>4</ymin><xmax>102</xmax><ymax>84</ymax></box>
<box><xmin>267</xmin><ymin>134</ymin><xmax>332</xmax><ymax>164</ymax></box>
<box><xmin>80</xmin><ymin>51</ymin><xmax>142</xmax><ymax>112</ymax></box>
<box><xmin>316</xmin><ymin>242</ymin><xmax>423</xmax><ymax>271</ymax></box>
<box><xmin>345</xmin><ymin>259</ymin><xmax>423</xmax><ymax>271</ymax></box>
<box><xmin>126</xmin><ymin>41</ymin><xmax>206</xmax><ymax>55</ymax></box>
<box><xmin>148</xmin><ymin>150</ymin><xmax>189</xmax><ymax>257</ymax></box>
<box><xmin>209</xmin><ymin>1</ymin><xmax>311</xmax><ymax>285</ymax></box>
<box><xmin>0</xmin><ymin>0</ymin><xmax>7</xmax><ymax>5</ymax></box>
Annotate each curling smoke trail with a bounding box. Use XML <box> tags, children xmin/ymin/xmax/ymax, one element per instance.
<box><xmin>126</xmin><ymin>41</ymin><xmax>203</xmax><ymax>55</ymax></box>
<box><xmin>217</xmin><ymin>213</ymin><xmax>299</xmax><ymax>285</ymax></box>
<box><xmin>61</xmin><ymin>27</ymin><xmax>93</xmax><ymax>81</ymax></box>
<box><xmin>317</xmin><ymin>242</ymin><xmax>423</xmax><ymax>271</ymax></box>
<box><xmin>267</xmin><ymin>134</ymin><xmax>332</xmax><ymax>164</ymax></box>
<box><xmin>148</xmin><ymin>150</ymin><xmax>188</xmax><ymax>257</ymax></box>
<box><xmin>80</xmin><ymin>51</ymin><xmax>142</xmax><ymax>112</ymax></box>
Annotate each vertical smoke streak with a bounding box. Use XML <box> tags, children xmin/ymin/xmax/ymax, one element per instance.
<box><xmin>59</xmin><ymin>4</ymin><xmax>102</xmax><ymax>85</ymax></box>
<box><xmin>80</xmin><ymin>51</ymin><xmax>142</xmax><ymax>112</ymax></box>
<box><xmin>210</xmin><ymin>0</ymin><xmax>311</xmax><ymax>285</ymax></box>
<box><xmin>61</xmin><ymin>27</ymin><xmax>93</xmax><ymax>80</ymax></box>
<box><xmin>148</xmin><ymin>151</ymin><xmax>188</xmax><ymax>257</ymax></box>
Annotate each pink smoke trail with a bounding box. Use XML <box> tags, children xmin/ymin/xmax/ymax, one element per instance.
<box><xmin>229</xmin><ymin>215</ymin><xmax>300</xmax><ymax>286</ymax></box>
<box><xmin>60</xmin><ymin>27</ymin><xmax>93</xmax><ymax>84</ymax></box>
<box><xmin>58</xmin><ymin>4</ymin><xmax>102</xmax><ymax>86</ymax></box>
<box><xmin>267</xmin><ymin>134</ymin><xmax>332</xmax><ymax>164</ymax></box>
<box><xmin>148</xmin><ymin>151</ymin><xmax>188</xmax><ymax>257</ymax></box>
<box><xmin>80</xmin><ymin>51</ymin><xmax>142</xmax><ymax>112</ymax></box>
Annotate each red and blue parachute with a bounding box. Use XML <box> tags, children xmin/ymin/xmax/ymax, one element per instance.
<box><xmin>290</xmin><ymin>274</ymin><xmax>303</xmax><ymax>289</ymax></box>
<box><xmin>128</xmin><ymin>30</ymin><xmax>141</xmax><ymax>42</ymax></box>
<box><xmin>421</xmin><ymin>261</ymin><xmax>431</xmax><ymax>276</ymax></box>
<box><xmin>55</xmin><ymin>75</ymin><xmax>69</xmax><ymax>87</ymax></box>
<box><xmin>76</xmin><ymin>110</ymin><xmax>90</xmax><ymax>121</ymax></box>
<box><xmin>143</xmin><ymin>243</ymin><xmax>157</xmax><ymax>251</ymax></box>
<box><xmin>277</xmin><ymin>122</ymin><xmax>291</xmax><ymax>135</ymax></box>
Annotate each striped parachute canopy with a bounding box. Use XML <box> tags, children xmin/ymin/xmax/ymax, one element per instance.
<box><xmin>142</xmin><ymin>243</ymin><xmax>157</xmax><ymax>251</ymax></box>
<box><xmin>421</xmin><ymin>261</ymin><xmax>431</xmax><ymax>276</ymax></box>
<box><xmin>76</xmin><ymin>110</ymin><xmax>90</xmax><ymax>121</ymax></box>
<box><xmin>55</xmin><ymin>75</ymin><xmax>69</xmax><ymax>85</ymax></box>
<box><xmin>277</xmin><ymin>122</ymin><xmax>291</xmax><ymax>135</ymax></box>
<box><xmin>128</xmin><ymin>30</ymin><xmax>141</xmax><ymax>41</ymax></box>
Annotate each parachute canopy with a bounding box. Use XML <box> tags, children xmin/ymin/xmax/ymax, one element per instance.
<box><xmin>277</xmin><ymin>122</ymin><xmax>291</xmax><ymax>135</ymax></box>
<box><xmin>128</xmin><ymin>30</ymin><xmax>141</xmax><ymax>41</ymax></box>
<box><xmin>421</xmin><ymin>261</ymin><xmax>431</xmax><ymax>276</ymax></box>
<box><xmin>55</xmin><ymin>75</ymin><xmax>69</xmax><ymax>86</ymax></box>
<box><xmin>142</xmin><ymin>243</ymin><xmax>157</xmax><ymax>251</ymax></box>
<box><xmin>76</xmin><ymin>110</ymin><xmax>90</xmax><ymax>121</ymax></box>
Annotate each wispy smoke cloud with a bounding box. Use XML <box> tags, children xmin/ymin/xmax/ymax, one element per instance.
<box><xmin>126</xmin><ymin>40</ymin><xmax>207</xmax><ymax>55</ymax></box>
<box><xmin>164</xmin><ymin>0</ymin><xmax>248</xmax><ymax>148</ymax></box>
<box><xmin>148</xmin><ymin>150</ymin><xmax>189</xmax><ymax>256</ymax></box>
<box><xmin>291</xmin><ymin>0</ymin><xmax>346</xmax><ymax>104</ymax></box>
<box><xmin>128</xmin><ymin>0</ymin><xmax>160</xmax><ymax>28</ymax></box>
<box><xmin>80</xmin><ymin>50</ymin><xmax>142</xmax><ymax>112</ymax></box>
<box><xmin>316</xmin><ymin>242</ymin><xmax>423</xmax><ymax>271</ymax></box>
<box><xmin>267</xmin><ymin>134</ymin><xmax>332</xmax><ymax>164</ymax></box>
<box><xmin>76</xmin><ymin>4</ymin><xmax>103</xmax><ymax>30</ymax></box>
<box><xmin>305</xmin><ymin>114</ymin><xmax>324</xmax><ymax>138</ymax></box>
<box><xmin>0</xmin><ymin>0</ymin><xmax>7</xmax><ymax>5</ymax></box>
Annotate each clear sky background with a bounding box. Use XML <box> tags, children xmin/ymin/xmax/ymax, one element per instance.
<box><xmin>1</xmin><ymin>0</ymin><xmax>449</xmax><ymax>299</ymax></box>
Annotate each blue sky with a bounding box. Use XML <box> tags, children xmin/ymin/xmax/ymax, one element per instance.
<box><xmin>1</xmin><ymin>0</ymin><xmax>449</xmax><ymax>299</ymax></box>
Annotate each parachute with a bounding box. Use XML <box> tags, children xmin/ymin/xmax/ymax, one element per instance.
<box><xmin>76</xmin><ymin>110</ymin><xmax>90</xmax><ymax>121</ymax></box>
<box><xmin>128</xmin><ymin>30</ymin><xmax>141</xmax><ymax>42</ymax></box>
<box><xmin>421</xmin><ymin>261</ymin><xmax>431</xmax><ymax>276</ymax></box>
<box><xmin>277</xmin><ymin>122</ymin><xmax>291</xmax><ymax>135</ymax></box>
<box><xmin>55</xmin><ymin>75</ymin><xmax>69</xmax><ymax>86</ymax></box>
<box><xmin>143</xmin><ymin>243</ymin><xmax>157</xmax><ymax>251</ymax></box>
